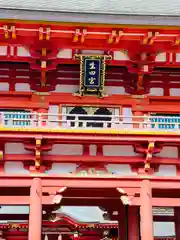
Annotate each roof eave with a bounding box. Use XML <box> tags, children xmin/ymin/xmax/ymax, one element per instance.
<box><xmin>0</xmin><ymin>8</ymin><xmax>180</xmax><ymax>27</ymax></box>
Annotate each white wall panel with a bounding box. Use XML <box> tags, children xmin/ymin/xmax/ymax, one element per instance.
<box><xmin>170</xmin><ymin>88</ymin><xmax>180</xmax><ymax>96</ymax></box>
<box><xmin>149</xmin><ymin>88</ymin><xmax>164</xmax><ymax>96</ymax></box>
<box><xmin>5</xmin><ymin>162</ymin><xmax>29</xmax><ymax>174</ymax></box>
<box><xmin>48</xmin><ymin>144</ymin><xmax>83</xmax><ymax>155</ymax></box>
<box><xmin>47</xmin><ymin>163</ymin><xmax>77</xmax><ymax>174</ymax></box>
<box><xmin>156</xmin><ymin>147</ymin><xmax>178</xmax><ymax>158</ymax></box>
<box><xmin>0</xmin><ymin>46</ymin><xmax>7</xmax><ymax>56</ymax></box>
<box><xmin>176</xmin><ymin>53</ymin><xmax>180</xmax><ymax>62</ymax></box>
<box><xmin>81</xmin><ymin>50</ymin><xmax>104</xmax><ymax>55</ymax></box>
<box><xmin>107</xmin><ymin>164</ymin><xmax>137</xmax><ymax>176</ymax></box>
<box><xmin>113</xmin><ymin>51</ymin><xmax>129</xmax><ymax>60</ymax></box>
<box><xmin>105</xmin><ymin>86</ymin><xmax>125</xmax><ymax>95</ymax></box>
<box><xmin>54</xmin><ymin>84</ymin><xmax>78</xmax><ymax>93</ymax></box>
<box><xmin>155</xmin><ymin>52</ymin><xmax>166</xmax><ymax>62</ymax></box>
<box><xmin>0</xmin><ymin>83</ymin><xmax>9</xmax><ymax>91</ymax></box>
<box><xmin>5</xmin><ymin>143</ymin><xmax>31</xmax><ymax>154</ymax></box>
<box><xmin>57</xmin><ymin>49</ymin><xmax>72</xmax><ymax>58</ymax></box>
<box><xmin>155</xmin><ymin>165</ymin><xmax>177</xmax><ymax>177</ymax></box>
<box><xmin>15</xmin><ymin>83</ymin><xmax>31</xmax><ymax>92</ymax></box>
<box><xmin>17</xmin><ymin>47</ymin><xmax>30</xmax><ymax>57</ymax></box>
<box><xmin>103</xmin><ymin>145</ymin><xmax>138</xmax><ymax>156</ymax></box>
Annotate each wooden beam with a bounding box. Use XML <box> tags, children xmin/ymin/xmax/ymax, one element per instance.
<box><xmin>0</xmin><ymin>194</ymin><xmax>179</xmax><ymax>207</ymax></box>
<box><xmin>0</xmin><ymin>196</ymin><xmax>53</xmax><ymax>205</ymax></box>
<box><xmin>0</xmin><ymin>131</ymin><xmax>180</xmax><ymax>145</ymax></box>
<box><xmin>0</xmin><ymin>175</ymin><xmax>180</xmax><ymax>190</ymax></box>
<box><xmin>28</xmin><ymin>178</ymin><xmax>42</xmax><ymax>240</ymax></box>
<box><xmin>0</xmin><ymin>214</ymin><xmax>174</xmax><ymax>222</ymax></box>
<box><xmin>132</xmin><ymin>197</ymin><xmax>180</xmax><ymax>207</ymax></box>
<box><xmin>0</xmin><ymin>91</ymin><xmax>180</xmax><ymax>113</ymax></box>
<box><xmin>4</xmin><ymin>154</ymin><xmax>180</xmax><ymax>165</ymax></box>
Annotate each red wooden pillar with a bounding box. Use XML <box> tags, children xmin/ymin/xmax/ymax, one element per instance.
<box><xmin>118</xmin><ymin>207</ymin><xmax>126</xmax><ymax>240</ymax></box>
<box><xmin>174</xmin><ymin>208</ymin><xmax>180</xmax><ymax>240</ymax></box>
<box><xmin>140</xmin><ymin>180</ymin><xmax>154</xmax><ymax>240</ymax></box>
<box><xmin>28</xmin><ymin>178</ymin><xmax>42</xmax><ymax>240</ymax></box>
<box><xmin>38</xmin><ymin>108</ymin><xmax>48</xmax><ymax>127</ymax></box>
<box><xmin>133</xmin><ymin>111</ymin><xmax>143</xmax><ymax>129</ymax></box>
<box><xmin>128</xmin><ymin>206</ymin><xmax>139</xmax><ymax>240</ymax></box>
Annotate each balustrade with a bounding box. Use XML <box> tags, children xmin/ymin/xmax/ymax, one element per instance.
<box><xmin>0</xmin><ymin>111</ymin><xmax>179</xmax><ymax>132</ymax></box>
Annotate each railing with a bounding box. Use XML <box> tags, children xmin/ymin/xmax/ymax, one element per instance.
<box><xmin>0</xmin><ymin>112</ymin><xmax>180</xmax><ymax>132</ymax></box>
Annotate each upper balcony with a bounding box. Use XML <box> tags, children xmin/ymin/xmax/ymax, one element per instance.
<box><xmin>1</xmin><ymin>111</ymin><xmax>180</xmax><ymax>134</ymax></box>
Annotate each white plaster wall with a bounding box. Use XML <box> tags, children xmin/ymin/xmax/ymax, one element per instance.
<box><xmin>149</xmin><ymin>88</ymin><xmax>164</xmax><ymax>96</ymax></box>
<box><xmin>17</xmin><ymin>47</ymin><xmax>30</xmax><ymax>57</ymax></box>
<box><xmin>48</xmin><ymin>144</ymin><xmax>112</xmax><ymax>156</ymax></box>
<box><xmin>105</xmin><ymin>86</ymin><xmax>125</xmax><ymax>95</ymax></box>
<box><xmin>0</xmin><ymin>46</ymin><xmax>7</xmax><ymax>56</ymax></box>
<box><xmin>5</xmin><ymin>143</ymin><xmax>31</xmax><ymax>154</ymax></box>
<box><xmin>81</xmin><ymin>50</ymin><xmax>104</xmax><ymax>55</ymax></box>
<box><xmin>107</xmin><ymin>164</ymin><xmax>137</xmax><ymax>176</ymax></box>
<box><xmin>48</xmin><ymin>105</ymin><xmax>59</xmax><ymax>128</ymax></box>
<box><xmin>103</xmin><ymin>145</ymin><xmax>138</xmax><ymax>156</ymax></box>
<box><xmin>176</xmin><ymin>53</ymin><xmax>180</xmax><ymax>62</ymax></box>
<box><xmin>170</xmin><ymin>88</ymin><xmax>180</xmax><ymax>96</ymax></box>
<box><xmin>155</xmin><ymin>52</ymin><xmax>166</xmax><ymax>62</ymax></box>
<box><xmin>48</xmin><ymin>144</ymin><xmax>83</xmax><ymax>155</ymax></box>
<box><xmin>15</xmin><ymin>83</ymin><xmax>31</xmax><ymax>92</ymax></box>
<box><xmin>0</xmin><ymin>82</ymin><xmax>9</xmax><ymax>91</ymax></box>
<box><xmin>47</xmin><ymin>163</ymin><xmax>77</xmax><ymax>174</ymax></box>
<box><xmin>4</xmin><ymin>161</ymin><xmax>29</xmax><ymax>175</ymax></box>
<box><xmin>154</xmin><ymin>165</ymin><xmax>177</xmax><ymax>177</ymax></box>
<box><xmin>57</xmin><ymin>49</ymin><xmax>72</xmax><ymax>58</ymax></box>
<box><xmin>156</xmin><ymin>147</ymin><xmax>178</xmax><ymax>158</ymax></box>
<box><xmin>113</xmin><ymin>51</ymin><xmax>129</xmax><ymax>60</ymax></box>
<box><xmin>54</xmin><ymin>84</ymin><xmax>78</xmax><ymax>93</ymax></box>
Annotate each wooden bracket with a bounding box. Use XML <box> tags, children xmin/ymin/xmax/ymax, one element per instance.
<box><xmin>108</xmin><ymin>30</ymin><xmax>124</xmax><ymax>44</ymax></box>
<box><xmin>81</xmin><ymin>29</ymin><xmax>87</xmax><ymax>43</ymax></box>
<box><xmin>137</xmin><ymin>73</ymin><xmax>144</xmax><ymax>91</ymax></box>
<box><xmin>116</xmin><ymin>187</ymin><xmax>132</xmax><ymax>205</ymax></box>
<box><xmin>115</xmin><ymin>30</ymin><xmax>123</xmax><ymax>43</ymax></box>
<box><xmin>108</xmin><ymin>30</ymin><xmax>116</xmax><ymax>44</ymax></box>
<box><xmin>52</xmin><ymin>186</ymin><xmax>67</xmax><ymax>204</ymax></box>
<box><xmin>149</xmin><ymin>32</ymin><xmax>159</xmax><ymax>45</ymax></box>
<box><xmin>11</xmin><ymin>26</ymin><xmax>16</xmax><ymax>39</ymax></box>
<box><xmin>142</xmin><ymin>31</ymin><xmax>159</xmax><ymax>45</ymax></box>
<box><xmin>73</xmin><ymin>29</ymin><xmax>81</xmax><ymax>42</ymax></box>
<box><xmin>46</xmin><ymin>27</ymin><xmax>51</xmax><ymax>40</ymax></box>
<box><xmin>42</xmin><ymin>48</ymin><xmax>47</xmax><ymax>57</ymax></box>
<box><xmin>35</xmin><ymin>139</ymin><xmax>42</xmax><ymax>168</ymax></box>
<box><xmin>39</xmin><ymin>27</ymin><xmax>44</xmax><ymax>40</ymax></box>
<box><xmin>3</xmin><ymin>25</ymin><xmax>9</xmax><ymax>39</ymax></box>
<box><xmin>144</xmin><ymin>142</ymin><xmax>155</xmax><ymax>171</ymax></box>
<box><xmin>174</xmin><ymin>36</ymin><xmax>180</xmax><ymax>45</ymax></box>
<box><xmin>143</xmin><ymin>31</ymin><xmax>153</xmax><ymax>44</ymax></box>
<box><xmin>0</xmin><ymin>142</ymin><xmax>4</xmax><ymax>173</ymax></box>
